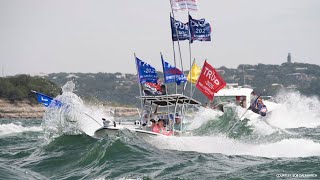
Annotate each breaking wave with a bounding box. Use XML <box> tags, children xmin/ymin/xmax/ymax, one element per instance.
<box><xmin>149</xmin><ymin>135</ymin><xmax>320</xmax><ymax>158</ymax></box>
<box><xmin>41</xmin><ymin>81</ymin><xmax>113</xmax><ymax>140</ymax></box>
<box><xmin>0</xmin><ymin>123</ymin><xmax>42</xmax><ymax>136</ymax></box>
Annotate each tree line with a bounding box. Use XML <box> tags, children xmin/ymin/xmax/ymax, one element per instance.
<box><xmin>0</xmin><ymin>75</ymin><xmax>60</xmax><ymax>103</ymax></box>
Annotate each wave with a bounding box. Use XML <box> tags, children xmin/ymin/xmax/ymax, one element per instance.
<box><xmin>190</xmin><ymin>91</ymin><xmax>320</xmax><ymax>138</ymax></box>
<box><xmin>26</xmin><ymin>132</ymin><xmax>159</xmax><ymax>179</ymax></box>
<box><xmin>41</xmin><ymin>81</ymin><xmax>113</xmax><ymax>140</ymax></box>
<box><xmin>149</xmin><ymin>135</ymin><xmax>320</xmax><ymax>158</ymax></box>
<box><xmin>264</xmin><ymin>91</ymin><xmax>320</xmax><ymax>129</ymax></box>
<box><xmin>0</xmin><ymin>123</ymin><xmax>42</xmax><ymax>136</ymax></box>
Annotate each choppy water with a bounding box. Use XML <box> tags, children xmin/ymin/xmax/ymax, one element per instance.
<box><xmin>1</xmin><ymin>84</ymin><xmax>320</xmax><ymax>179</ymax></box>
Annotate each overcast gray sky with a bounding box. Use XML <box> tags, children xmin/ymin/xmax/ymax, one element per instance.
<box><xmin>1</xmin><ymin>0</ymin><xmax>319</xmax><ymax>76</ymax></box>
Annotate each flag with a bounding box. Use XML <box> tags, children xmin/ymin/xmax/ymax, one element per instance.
<box><xmin>171</xmin><ymin>16</ymin><xmax>190</xmax><ymax>41</ymax></box>
<box><xmin>136</xmin><ymin>57</ymin><xmax>158</xmax><ymax>83</ymax></box>
<box><xmin>196</xmin><ymin>61</ymin><xmax>226</xmax><ymax>100</ymax></box>
<box><xmin>189</xmin><ymin>15</ymin><xmax>211</xmax><ymax>43</ymax></box>
<box><xmin>143</xmin><ymin>82</ymin><xmax>165</xmax><ymax>96</ymax></box>
<box><xmin>35</xmin><ymin>92</ymin><xmax>53</xmax><ymax>107</ymax></box>
<box><xmin>170</xmin><ymin>0</ymin><xmax>198</xmax><ymax>12</ymax></box>
<box><xmin>187</xmin><ymin>62</ymin><xmax>201</xmax><ymax>84</ymax></box>
<box><xmin>32</xmin><ymin>91</ymin><xmax>62</xmax><ymax>107</ymax></box>
<box><xmin>161</xmin><ymin>56</ymin><xmax>187</xmax><ymax>85</ymax></box>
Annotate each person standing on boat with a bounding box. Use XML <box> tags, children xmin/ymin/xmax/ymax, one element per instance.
<box><xmin>141</xmin><ymin>111</ymin><xmax>150</xmax><ymax>129</ymax></box>
<box><xmin>173</xmin><ymin>114</ymin><xmax>182</xmax><ymax>131</ymax></box>
<box><xmin>240</xmin><ymin>96</ymin><xmax>247</xmax><ymax>108</ymax></box>
<box><xmin>142</xmin><ymin>106</ymin><xmax>159</xmax><ymax>128</ymax></box>
<box><xmin>173</xmin><ymin>115</ymin><xmax>184</xmax><ymax>135</ymax></box>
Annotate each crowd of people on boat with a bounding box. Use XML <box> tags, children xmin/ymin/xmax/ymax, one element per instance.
<box><xmin>141</xmin><ymin>108</ymin><xmax>183</xmax><ymax>136</ymax></box>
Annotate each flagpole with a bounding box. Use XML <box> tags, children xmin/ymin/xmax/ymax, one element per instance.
<box><xmin>188</xmin><ymin>11</ymin><xmax>193</xmax><ymax>97</ymax></box>
<box><xmin>161</xmin><ymin>52</ymin><xmax>171</xmax><ymax>124</ymax></box>
<box><xmin>170</xmin><ymin>13</ymin><xmax>178</xmax><ymax>94</ymax></box>
<box><xmin>169</xmin><ymin>1</ymin><xmax>184</xmax><ymax>95</ymax></box>
<box><xmin>190</xmin><ymin>59</ymin><xmax>206</xmax><ymax>99</ymax></box>
<box><xmin>134</xmin><ymin>53</ymin><xmax>144</xmax><ymax>119</ymax></box>
<box><xmin>184</xmin><ymin>58</ymin><xmax>195</xmax><ymax>93</ymax></box>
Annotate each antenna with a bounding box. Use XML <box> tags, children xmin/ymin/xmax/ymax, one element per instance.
<box><xmin>243</xmin><ymin>65</ymin><xmax>245</xmax><ymax>86</ymax></box>
<box><xmin>1</xmin><ymin>65</ymin><xmax>3</xmax><ymax>77</ymax></box>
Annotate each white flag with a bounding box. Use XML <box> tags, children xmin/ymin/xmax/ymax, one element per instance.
<box><xmin>171</xmin><ymin>0</ymin><xmax>198</xmax><ymax>12</ymax></box>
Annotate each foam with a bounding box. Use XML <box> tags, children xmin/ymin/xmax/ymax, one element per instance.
<box><xmin>187</xmin><ymin>107</ymin><xmax>223</xmax><ymax>130</ymax></box>
<box><xmin>42</xmin><ymin>81</ymin><xmax>113</xmax><ymax>139</ymax></box>
<box><xmin>0</xmin><ymin>123</ymin><xmax>42</xmax><ymax>136</ymax></box>
<box><xmin>150</xmin><ymin>135</ymin><xmax>320</xmax><ymax>158</ymax></box>
<box><xmin>265</xmin><ymin>91</ymin><xmax>320</xmax><ymax>129</ymax></box>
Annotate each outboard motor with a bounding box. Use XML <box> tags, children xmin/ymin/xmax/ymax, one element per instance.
<box><xmin>102</xmin><ymin>118</ymin><xmax>111</xmax><ymax>127</ymax></box>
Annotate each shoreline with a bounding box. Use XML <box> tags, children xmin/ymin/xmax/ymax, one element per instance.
<box><xmin>0</xmin><ymin>99</ymin><xmax>139</xmax><ymax>119</ymax></box>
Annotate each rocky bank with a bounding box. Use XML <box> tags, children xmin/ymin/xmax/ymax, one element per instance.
<box><xmin>0</xmin><ymin>99</ymin><xmax>139</xmax><ymax>119</ymax></box>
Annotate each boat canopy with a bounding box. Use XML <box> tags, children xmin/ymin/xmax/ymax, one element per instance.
<box><xmin>214</xmin><ymin>87</ymin><xmax>253</xmax><ymax>108</ymax></box>
<box><xmin>139</xmin><ymin>94</ymin><xmax>201</xmax><ymax>107</ymax></box>
<box><xmin>214</xmin><ymin>87</ymin><xmax>253</xmax><ymax>97</ymax></box>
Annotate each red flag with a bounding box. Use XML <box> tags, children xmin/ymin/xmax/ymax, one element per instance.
<box><xmin>196</xmin><ymin>61</ymin><xmax>226</xmax><ymax>100</ymax></box>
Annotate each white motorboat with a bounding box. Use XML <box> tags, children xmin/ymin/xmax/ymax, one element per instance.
<box><xmin>93</xmin><ymin>94</ymin><xmax>201</xmax><ymax>138</ymax></box>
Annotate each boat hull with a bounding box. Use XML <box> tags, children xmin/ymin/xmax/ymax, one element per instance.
<box><xmin>93</xmin><ymin>126</ymin><xmax>160</xmax><ymax>138</ymax></box>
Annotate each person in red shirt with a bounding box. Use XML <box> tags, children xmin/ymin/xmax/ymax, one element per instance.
<box><xmin>152</xmin><ymin>119</ymin><xmax>172</xmax><ymax>136</ymax></box>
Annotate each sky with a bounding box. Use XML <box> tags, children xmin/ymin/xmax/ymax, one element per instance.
<box><xmin>0</xmin><ymin>0</ymin><xmax>319</xmax><ymax>76</ymax></box>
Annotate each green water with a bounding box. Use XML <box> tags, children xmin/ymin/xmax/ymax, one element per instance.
<box><xmin>0</xmin><ymin>118</ymin><xmax>319</xmax><ymax>180</ymax></box>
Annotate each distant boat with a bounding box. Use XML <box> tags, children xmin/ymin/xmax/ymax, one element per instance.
<box><xmin>210</xmin><ymin>84</ymin><xmax>270</xmax><ymax>117</ymax></box>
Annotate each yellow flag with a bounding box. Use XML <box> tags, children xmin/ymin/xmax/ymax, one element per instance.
<box><xmin>187</xmin><ymin>63</ymin><xmax>201</xmax><ymax>84</ymax></box>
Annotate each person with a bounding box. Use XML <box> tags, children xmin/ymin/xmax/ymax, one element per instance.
<box><xmin>256</xmin><ymin>97</ymin><xmax>264</xmax><ymax>110</ymax></box>
<box><xmin>153</xmin><ymin>119</ymin><xmax>172</xmax><ymax>136</ymax></box>
<box><xmin>173</xmin><ymin>115</ymin><xmax>182</xmax><ymax>131</ymax></box>
<box><xmin>236</xmin><ymin>96</ymin><xmax>241</xmax><ymax>106</ymax></box>
<box><xmin>142</xmin><ymin>105</ymin><xmax>158</xmax><ymax>128</ymax></box>
<box><xmin>251</xmin><ymin>97</ymin><xmax>268</xmax><ymax>116</ymax></box>
<box><xmin>240</xmin><ymin>96</ymin><xmax>247</xmax><ymax>108</ymax></box>
<box><xmin>141</xmin><ymin>111</ymin><xmax>150</xmax><ymax>128</ymax></box>
<box><xmin>250</xmin><ymin>91</ymin><xmax>258</xmax><ymax>105</ymax></box>
<box><xmin>147</xmin><ymin>119</ymin><xmax>157</xmax><ymax>131</ymax></box>
<box><xmin>204</xmin><ymin>103</ymin><xmax>208</xmax><ymax>108</ymax></box>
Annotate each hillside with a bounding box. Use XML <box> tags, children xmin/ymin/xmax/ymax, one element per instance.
<box><xmin>46</xmin><ymin>62</ymin><xmax>320</xmax><ymax>106</ymax></box>
<box><xmin>0</xmin><ymin>75</ymin><xmax>61</xmax><ymax>104</ymax></box>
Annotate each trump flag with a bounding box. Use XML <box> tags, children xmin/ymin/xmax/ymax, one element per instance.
<box><xmin>196</xmin><ymin>61</ymin><xmax>226</xmax><ymax>100</ymax></box>
<box><xmin>136</xmin><ymin>57</ymin><xmax>158</xmax><ymax>83</ymax></box>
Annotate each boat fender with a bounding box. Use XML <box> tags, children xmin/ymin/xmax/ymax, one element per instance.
<box><xmin>134</xmin><ymin>120</ymin><xmax>140</xmax><ymax>126</ymax></box>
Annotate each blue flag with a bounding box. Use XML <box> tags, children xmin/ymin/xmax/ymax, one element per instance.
<box><xmin>171</xmin><ymin>16</ymin><xmax>190</xmax><ymax>41</ymax></box>
<box><xmin>136</xmin><ymin>57</ymin><xmax>158</xmax><ymax>83</ymax></box>
<box><xmin>33</xmin><ymin>91</ymin><xmax>62</xmax><ymax>107</ymax></box>
<box><xmin>189</xmin><ymin>15</ymin><xmax>212</xmax><ymax>43</ymax></box>
<box><xmin>161</xmin><ymin>56</ymin><xmax>187</xmax><ymax>85</ymax></box>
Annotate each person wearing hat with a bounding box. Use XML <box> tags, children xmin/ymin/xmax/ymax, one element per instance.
<box><xmin>173</xmin><ymin>115</ymin><xmax>182</xmax><ymax>131</ymax></box>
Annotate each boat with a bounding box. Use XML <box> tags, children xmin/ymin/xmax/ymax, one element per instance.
<box><xmin>213</xmin><ymin>83</ymin><xmax>253</xmax><ymax>109</ymax></box>
<box><xmin>211</xmin><ymin>83</ymin><xmax>270</xmax><ymax>117</ymax></box>
<box><xmin>93</xmin><ymin>94</ymin><xmax>201</xmax><ymax>138</ymax></box>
